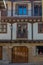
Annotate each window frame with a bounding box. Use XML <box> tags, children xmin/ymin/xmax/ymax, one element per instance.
<box><xmin>0</xmin><ymin>23</ymin><xmax>7</xmax><ymax>33</ymax></box>
<box><xmin>1</xmin><ymin>4</ymin><xmax>8</xmax><ymax>16</ymax></box>
<box><xmin>33</xmin><ymin>1</ymin><xmax>42</xmax><ymax>16</ymax></box>
<box><xmin>15</xmin><ymin>4</ymin><xmax>28</xmax><ymax>15</ymax></box>
<box><xmin>0</xmin><ymin>2</ymin><xmax>5</xmax><ymax>10</ymax></box>
<box><xmin>38</xmin><ymin>23</ymin><xmax>43</xmax><ymax>33</ymax></box>
<box><xmin>17</xmin><ymin>22</ymin><xmax>28</xmax><ymax>39</ymax></box>
<box><xmin>36</xmin><ymin>46</ymin><xmax>43</xmax><ymax>55</ymax></box>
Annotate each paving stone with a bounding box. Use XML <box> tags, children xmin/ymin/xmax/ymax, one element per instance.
<box><xmin>0</xmin><ymin>63</ymin><xmax>43</xmax><ymax>65</ymax></box>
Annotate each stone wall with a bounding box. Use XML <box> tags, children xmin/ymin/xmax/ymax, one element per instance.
<box><xmin>0</xmin><ymin>43</ymin><xmax>43</xmax><ymax>63</ymax></box>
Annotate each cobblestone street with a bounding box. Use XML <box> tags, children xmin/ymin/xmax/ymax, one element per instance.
<box><xmin>0</xmin><ymin>63</ymin><xmax>43</xmax><ymax>65</ymax></box>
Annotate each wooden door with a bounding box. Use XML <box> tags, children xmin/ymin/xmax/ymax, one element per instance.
<box><xmin>0</xmin><ymin>46</ymin><xmax>2</xmax><ymax>60</ymax></box>
<box><xmin>12</xmin><ymin>46</ymin><xmax>28</xmax><ymax>63</ymax></box>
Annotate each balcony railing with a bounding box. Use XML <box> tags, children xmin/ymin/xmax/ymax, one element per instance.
<box><xmin>1</xmin><ymin>10</ymin><xmax>42</xmax><ymax>17</ymax></box>
<box><xmin>0</xmin><ymin>10</ymin><xmax>42</xmax><ymax>23</ymax></box>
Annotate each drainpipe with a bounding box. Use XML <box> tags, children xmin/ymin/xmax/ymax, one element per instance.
<box><xmin>31</xmin><ymin>21</ymin><xmax>33</xmax><ymax>41</ymax></box>
<box><xmin>11</xmin><ymin>0</ymin><xmax>13</xmax><ymax>43</ymax></box>
<box><xmin>31</xmin><ymin>1</ymin><xmax>33</xmax><ymax>40</ymax></box>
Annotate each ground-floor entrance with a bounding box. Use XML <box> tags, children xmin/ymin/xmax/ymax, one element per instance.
<box><xmin>0</xmin><ymin>46</ymin><xmax>2</xmax><ymax>60</ymax></box>
<box><xmin>12</xmin><ymin>46</ymin><xmax>28</xmax><ymax>63</ymax></box>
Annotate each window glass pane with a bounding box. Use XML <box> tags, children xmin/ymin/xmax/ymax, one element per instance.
<box><xmin>34</xmin><ymin>5</ymin><xmax>38</xmax><ymax>16</ymax></box>
<box><xmin>36</xmin><ymin>46</ymin><xmax>43</xmax><ymax>55</ymax></box>
<box><xmin>17</xmin><ymin>23</ymin><xmax>27</xmax><ymax>38</ymax></box>
<box><xmin>8</xmin><ymin>10</ymin><xmax>11</xmax><ymax>16</ymax></box>
<box><xmin>0</xmin><ymin>24</ymin><xmax>7</xmax><ymax>33</ymax></box>
<box><xmin>18</xmin><ymin>6</ymin><xmax>23</xmax><ymax>15</ymax></box>
<box><xmin>0</xmin><ymin>3</ymin><xmax>4</xmax><ymax>9</ymax></box>
<box><xmin>23</xmin><ymin>6</ymin><xmax>27</xmax><ymax>15</ymax></box>
<box><xmin>0</xmin><ymin>29</ymin><xmax>2</xmax><ymax>32</ymax></box>
<box><xmin>38</xmin><ymin>23</ymin><xmax>43</xmax><ymax>33</ymax></box>
<box><xmin>39</xmin><ymin>6</ymin><xmax>42</xmax><ymax>16</ymax></box>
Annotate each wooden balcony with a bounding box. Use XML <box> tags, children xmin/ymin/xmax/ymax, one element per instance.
<box><xmin>0</xmin><ymin>40</ymin><xmax>43</xmax><ymax>43</ymax></box>
<box><xmin>1</xmin><ymin>16</ymin><xmax>42</xmax><ymax>23</ymax></box>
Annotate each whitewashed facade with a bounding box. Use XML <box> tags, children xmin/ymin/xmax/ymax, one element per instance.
<box><xmin>0</xmin><ymin>23</ymin><xmax>43</xmax><ymax>40</ymax></box>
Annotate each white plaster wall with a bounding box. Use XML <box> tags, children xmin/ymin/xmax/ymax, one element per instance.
<box><xmin>7</xmin><ymin>1</ymin><xmax>11</xmax><ymax>17</ymax></box>
<box><xmin>0</xmin><ymin>23</ymin><xmax>11</xmax><ymax>40</ymax></box>
<box><xmin>8</xmin><ymin>10</ymin><xmax>11</xmax><ymax>17</ymax></box>
<box><xmin>33</xmin><ymin>23</ymin><xmax>43</xmax><ymax>40</ymax></box>
<box><xmin>28</xmin><ymin>3</ymin><xmax>31</xmax><ymax>16</ymax></box>
<box><xmin>12</xmin><ymin>23</ymin><xmax>17</xmax><ymax>40</ymax></box>
<box><xmin>13</xmin><ymin>2</ymin><xmax>16</xmax><ymax>16</ymax></box>
<box><xmin>28</xmin><ymin>23</ymin><xmax>32</xmax><ymax>40</ymax></box>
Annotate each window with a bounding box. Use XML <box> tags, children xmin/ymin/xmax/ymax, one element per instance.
<box><xmin>1</xmin><ymin>4</ymin><xmax>7</xmax><ymax>16</ymax></box>
<box><xmin>0</xmin><ymin>2</ymin><xmax>5</xmax><ymax>9</ymax></box>
<box><xmin>38</xmin><ymin>23</ymin><xmax>43</xmax><ymax>33</ymax></box>
<box><xmin>36</xmin><ymin>46</ymin><xmax>43</xmax><ymax>55</ymax></box>
<box><xmin>34</xmin><ymin>4</ymin><xmax>42</xmax><ymax>16</ymax></box>
<box><xmin>17</xmin><ymin>23</ymin><xmax>27</xmax><ymax>39</ymax></box>
<box><xmin>16</xmin><ymin>5</ymin><xmax>27</xmax><ymax>15</ymax></box>
<box><xmin>1</xmin><ymin>9</ymin><xmax>7</xmax><ymax>16</ymax></box>
<box><xmin>0</xmin><ymin>1</ymin><xmax>7</xmax><ymax>10</ymax></box>
<box><xmin>0</xmin><ymin>23</ymin><xmax>7</xmax><ymax>33</ymax></box>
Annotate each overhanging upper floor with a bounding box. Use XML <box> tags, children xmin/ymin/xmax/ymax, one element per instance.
<box><xmin>0</xmin><ymin>0</ymin><xmax>42</xmax><ymax>23</ymax></box>
<box><xmin>1</xmin><ymin>16</ymin><xmax>42</xmax><ymax>23</ymax></box>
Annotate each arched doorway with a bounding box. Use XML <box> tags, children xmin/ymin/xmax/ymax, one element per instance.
<box><xmin>12</xmin><ymin>46</ymin><xmax>28</xmax><ymax>63</ymax></box>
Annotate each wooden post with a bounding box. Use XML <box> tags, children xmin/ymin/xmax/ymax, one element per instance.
<box><xmin>0</xmin><ymin>11</ymin><xmax>1</xmax><ymax>21</ymax></box>
<box><xmin>42</xmin><ymin>0</ymin><xmax>43</xmax><ymax>21</ymax></box>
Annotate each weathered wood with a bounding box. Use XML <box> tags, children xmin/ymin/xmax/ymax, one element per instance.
<box><xmin>12</xmin><ymin>46</ymin><xmax>28</xmax><ymax>63</ymax></box>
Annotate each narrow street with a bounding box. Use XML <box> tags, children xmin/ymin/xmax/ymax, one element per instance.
<box><xmin>0</xmin><ymin>63</ymin><xmax>43</xmax><ymax>65</ymax></box>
